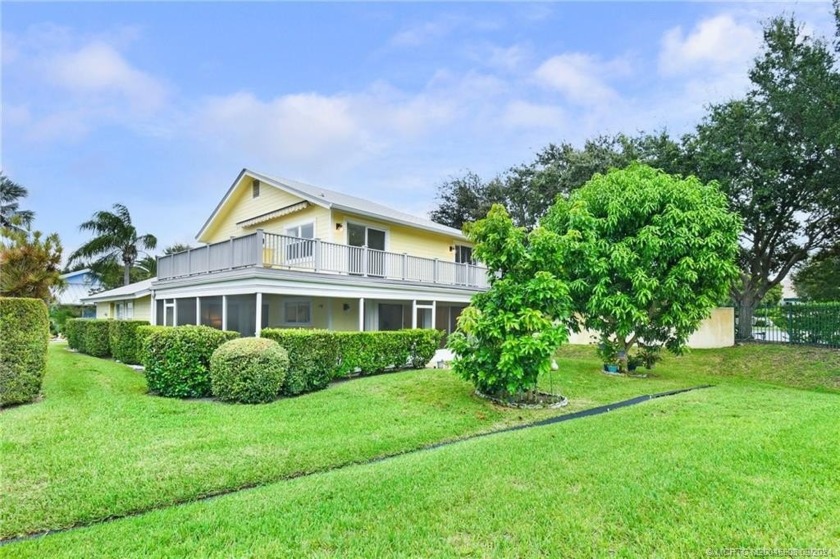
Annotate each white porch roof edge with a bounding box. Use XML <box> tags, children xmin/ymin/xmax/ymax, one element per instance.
<box><xmin>81</xmin><ymin>278</ymin><xmax>155</xmax><ymax>303</ymax></box>
<box><xmin>151</xmin><ymin>268</ymin><xmax>476</xmax><ymax>303</ymax></box>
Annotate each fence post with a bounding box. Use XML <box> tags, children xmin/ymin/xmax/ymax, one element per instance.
<box><xmin>434</xmin><ymin>259</ymin><xmax>439</xmax><ymax>283</ymax></box>
<box><xmin>363</xmin><ymin>246</ymin><xmax>369</xmax><ymax>277</ymax></box>
<box><xmin>314</xmin><ymin>239</ymin><xmax>321</xmax><ymax>273</ymax></box>
<box><xmin>255</xmin><ymin>229</ymin><xmax>265</xmax><ymax>267</ymax></box>
<box><xmin>229</xmin><ymin>236</ymin><xmax>235</xmax><ymax>270</ymax></box>
<box><xmin>402</xmin><ymin>253</ymin><xmax>407</xmax><ymax>280</ymax></box>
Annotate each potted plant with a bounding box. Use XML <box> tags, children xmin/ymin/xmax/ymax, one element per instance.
<box><xmin>597</xmin><ymin>338</ymin><xmax>619</xmax><ymax>373</ymax></box>
<box><xmin>627</xmin><ymin>355</ymin><xmax>642</xmax><ymax>372</ymax></box>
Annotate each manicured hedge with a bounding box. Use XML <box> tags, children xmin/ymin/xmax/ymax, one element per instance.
<box><xmin>261</xmin><ymin>328</ymin><xmax>443</xmax><ymax>395</ymax></box>
<box><xmin>210</xmin><ymin>338</ymin><xmax>289</xmax><ymax>404</ymax></box>
<box><xmin>0</xmin><ymin>297</ymin><xmax>50</xmax><ymax>406</ymax></box>
<box><xmin>109</xmin><ymin>320</ymin><xmax>150</xmax><ymax>365</ymax></box>
<box><xmin>143</xmin><ymin>325</ymin><xmax>239</xmax><ymax>398</ymax></box>
<box><xmin>83</xmin><ymin>320</ymin><xmax>112</xmax><ymax>358</ymax></box>
<box><xmin>336</xmin><ymin>330</ymin><xmax>443</xmax><ymax>376</ymax></box>
<box><xmin>261</xmin><ymin>329</ymin><xmax>341</xmax><ymax>395</ymax></box>
<box><xmin>136</xmin><ymin>325</ymin><xmax>169</xmax><ymax>365</ymax></box>
<box><xmin>64</xmin><ymin>318</ymin><xmax>85</xmax><ymax>352</ymax></box>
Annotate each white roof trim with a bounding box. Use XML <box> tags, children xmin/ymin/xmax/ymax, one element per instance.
<box><xmin>197</xmin><ymin>168</ymin><xmax>467</xmax><ymax>241</ymax></box>
<box><xmin>81</xmin><ymin>278</ymin><xmax>155</xmax><ymax>303</ymax></box>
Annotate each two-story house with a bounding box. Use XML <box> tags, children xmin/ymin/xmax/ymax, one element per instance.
<box><xmin>84</xmin><ymin>169</ymin><xmax>487</xmax><ymax>338</ymax></box>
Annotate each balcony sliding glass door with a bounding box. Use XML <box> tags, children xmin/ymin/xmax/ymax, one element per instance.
<box><xmin>347</xmin><ymin>223</ymin><xmax>386</xmax><ymax>277</ymax></box>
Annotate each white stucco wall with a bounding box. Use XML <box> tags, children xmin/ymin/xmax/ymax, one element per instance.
<box><xmin>566</xmin><ymin>307</ymin><xmax>735</xmax><ymax>349</ymax></box>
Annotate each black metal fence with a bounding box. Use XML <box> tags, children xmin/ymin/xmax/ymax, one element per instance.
<box><xmin>735</xmin><ymin>302</ymin><xmax>840</xmax><ymax>349</ymax></box>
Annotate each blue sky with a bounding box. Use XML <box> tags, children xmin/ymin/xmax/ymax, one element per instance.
<box><xmin>2</xmin><ymin>2</ymin><xmax>834</xmax><ymax>259</ymax></box>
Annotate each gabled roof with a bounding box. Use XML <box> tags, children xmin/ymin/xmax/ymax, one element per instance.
<box><xmin>80</xmin><ymin>278</ymin><xmax>155</xmax><ymax>303</ymax></box>
<box><xmin>197</xmin><ymin>168</ymin><xmax>466</xmax><ymax>241</ymax></box>
<box><xmin>52</xmin><ymin>283</ymin><xmax>96</xmax><ymax>306</ymax></box>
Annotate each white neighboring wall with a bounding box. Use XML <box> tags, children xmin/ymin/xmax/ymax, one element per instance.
<box><xmin>566</xmin><ymin>307</ymin><xmax>735</xmax><ymax>349</ymax></box>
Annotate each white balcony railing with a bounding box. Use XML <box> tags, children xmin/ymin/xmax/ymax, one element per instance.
<box><xmin>157</xmin><ymin>231</ymin><xmax>489</xmax><ymax>289</ymax></box>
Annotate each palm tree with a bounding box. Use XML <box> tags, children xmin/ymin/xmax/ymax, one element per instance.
<box><xmin>1</xmin><ymin>173</ymin><xmax>35</xmax><ymax>233</ymax></box>
<box><xmin>69</xmin><ymin>204</ymin><xmax>157</xmax><ymax>286</ymax></box>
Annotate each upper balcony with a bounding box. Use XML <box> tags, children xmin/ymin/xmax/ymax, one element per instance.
<box><xmin>156</xmin><ymin>231</ymin><xmax>490</xmax><ymax>289</ymax></box>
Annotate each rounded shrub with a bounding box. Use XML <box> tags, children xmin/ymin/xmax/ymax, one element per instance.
<box><xmin>0</xmin><ymin>297</ymin><xmax>49</xmax><ymax>406</ymax></box>
<box><xmin>210</xmin><ymin>338</ymin><xmax>289</xmax><ymax>404</ymax></box>
<box><xmin>144</xmin><ymin>325</ymin><xmax>239</xmax><ymax>398</ymax></box>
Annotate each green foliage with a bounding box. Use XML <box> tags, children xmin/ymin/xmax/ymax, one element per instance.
<box><xmin>69</xmin><ymin>203</ymin><xmax>157</xmax><ymax>288</ymax></box>
<box><xmin>0</xmin><ymin>297</ymin><xmax>49</xmax><ymax>406</ymax></box>
<box><xmin>542</xmin><ymin>164</ymin><xmax>741</xmax><ymax>371</ymax></box>
<box><xmin>335</xmin><ymin>330</ymin><xmax>443</xmax><ymax>377</ymax></box>
<box><xmin>770</xmin><ymin>303</ymin><xmax>840</xmax><ymax>347</ymax></box>
<box><xmin>793</xmin><ymin>246</ymin><xmax>840</xmax><ymax>302</ymax></box>
<box><xmin>136</xmin><ymin>325</ymin><xmax>169</xmax><ymax>365</ymax></box>
<box><xmin>108</xmin><ymin>320</ymin><xmax>150</xmax><ymax>365</ymax></box>
<box><xmin>143</xmin><ymin>326</ymin><xmax>239</xmax><ymax>398</ymax></box>
<box><xmin>637</xmin><ymin>345</ymin><xmax>663</xmax><ymax>370</ymax></box>
<box><xmin>0</xmin><ymin>228</ymin><xmax>64</xmax><ymax>302</ymax></box>
<box><xmin>210</xmin><ymin>338</ymin><xmax>289</xmax><ymax>404</ymax></box>
<box><xmin>448</xmin><ymin>205</ymin><xmax>573</xmax><ymax>397</ymax></box>
<box><xmin>685</xmin><ymin>13</ymin><xmax>840</xmax><ymax>337</ymax></box>
<box><xmin>82</xmin><ymin>320</ymin><xmax>112</xmax><ymax>358</ymax></box>
<box><xmin>429</xmin><ymin>132</ymin><xmax>686</xmax><ymax>230</ymax></box>
<box><xmin>261</xmin><ymin>329</ymin><xmax>341</xmax><ymax>395</ymax></box>
<box><xmin>261</xmin><ymin>329</ymin><xmax>441</xmax><ymax>396</ymax></box>
<box><xmin>0</xmin><ymin>173</ymin><xmax>34</xmax><ymax>232</ymax></box>
<box><xmin>64</xmin><ymin>318</ymin><xmax>85</xmax><ymax>352</ymax></box>
<box><xmin>49</xmin><ymin>305</ymin><xmax>83</xmax><ymax>336</ymax></box>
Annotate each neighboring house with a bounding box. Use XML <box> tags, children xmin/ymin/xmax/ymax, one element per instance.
<box><xmin>52</xmin><ymin>269</ymin><xmax>102</xmax><ymax>317</ymax></box>
<box><xmin>85</xmin><ymin>169</ymin><xmax>487</xmax><ymax>337</ymax></box>
<box><xmin>83</xmin><ymin>278</ymin><xmax>154</xmax><ymax>321</ymax></box>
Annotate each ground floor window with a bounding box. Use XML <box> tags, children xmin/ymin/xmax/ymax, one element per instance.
<box><xmin>284</xmin><ymin>300</ymin><xmax>311</xmax><ymax>325</ymax></box>
<box><xmin>115</xmin><ymin>301</ymin><xmax>134</xmax><ymax>320</ymax></box>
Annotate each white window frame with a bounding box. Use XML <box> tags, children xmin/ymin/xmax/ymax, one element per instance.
<box><xmin>115</xmin><ymin>300</ymin><xmax>134</xmax><ymax>320</ymax></box>
<box><xmin>284</xmin><ymin>220</ymin><xmax>316</xmax><ymax>262</ymax></box>
<box><xmin>283</xmin><ymin>299</ymin><xmax>312</xmax><ymax>326</ymax></box>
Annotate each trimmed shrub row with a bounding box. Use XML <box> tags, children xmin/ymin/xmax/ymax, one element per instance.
<box><xmin>143</xmin><ymin>325</ymin><xmax>239</xmax><ymax>398</ymax></box>
<box><xmin>65</xmin><ymin>319</ymin><xmax>151</xmax><ymax>364</ymax></box>
<box><xmin>109</xmin><ymin>320</ymin><xmax>150</xmax><ymax>364</ymax></box>
<box><xmin>0</xmin><ymin>297</ymin><xmax>50</xmax><ymax>407</ymax></box>
<box><xmin>210</xmin><ymin>338</ymin><xmax>289</xmax><ymax>404</ymax></box>
<box><xmin>261</xmin><ymin>328</ymin><xmax>443</xmax><ymax>396</ymax></box>
<box><xmin>261</xmin><ymin>329</ymin><xmax>341</xmax><ymax>396</ymax></box>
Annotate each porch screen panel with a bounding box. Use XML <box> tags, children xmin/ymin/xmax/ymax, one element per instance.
<box><xmin>199</xmin><ymin>296</ymin><xmax>223</xmax><ymax>329</ymax></box>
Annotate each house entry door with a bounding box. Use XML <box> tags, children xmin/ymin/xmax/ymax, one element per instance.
<box><xmin>348</xmin><ymin>223</ymin><xmax>386</xmax><ymax>276</ymax></box>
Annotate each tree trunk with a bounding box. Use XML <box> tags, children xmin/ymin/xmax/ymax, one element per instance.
<box><xmin>123</xmin><ymin>263</ymin><xmax>131</xmax><ymax>286</ymax></box>
<box><xmin>736</xmin><ymin>294</ymin><xmax>756</xmax><ymax>340</ymax></box>
<box><xmin>617</xmin><ymin>338</ymin><xmax>629</xmax><ymax>373</ymax></box>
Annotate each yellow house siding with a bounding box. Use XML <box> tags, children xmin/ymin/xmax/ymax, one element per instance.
<box><xmin>96</xmin><ymin>302</ymin><xmax>112</xmax><ymax>319</ymax></box>
<box><xmin>133</xmin><ymin>296</ymin><xmax>152</xmax><ymax>321</ymax></box>
<box><xmin>332</xmin><ymin>211</ymin><xmax>468</xmax><ymax>262</ymax></box>
<box><xmin>201</xmin><ymin>177</ymin><xmax>330</xmax><ymax>244</ymax></box>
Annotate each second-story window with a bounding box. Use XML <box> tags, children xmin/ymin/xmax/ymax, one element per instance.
<box><xmin>454</xmin><ymin>245</ymin><xmax>474</xmax><ymax>264</ymax></box>
<box><xmin>285</xmin><ymin>222</ymin><xmax>315</xmax><ymax>260</ymax></box>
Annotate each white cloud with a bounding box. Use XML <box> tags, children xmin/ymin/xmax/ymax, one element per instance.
<box><xmin>44</xmin><ymin>41</ymin><xmax>168</xmax><ymax>112</ymax></box>
<box><xmin>659</xmin><ymin>15</ymin><xmax>761</xmax><ymax>77</ymax></box>
<box><xmin>391</xmin><ymin>20</ymin><xmax>452</xmax><ymax>47</ymax></box>
<box><xmin>534</xmin><ymin>53</ymin><xmax>629</xmax><ymax>107</ymax></box>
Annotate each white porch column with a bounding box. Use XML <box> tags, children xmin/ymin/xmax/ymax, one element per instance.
<box><xmin>411</xmin><ymin>300</ymin><xmax>417</xmax><ymax>329</ymax></box>
<box><xmin>358</xmin><ymin>297</ymin><xmax>365</xmax><ymax>331</ymax></box>
<box><xmin>195</xmin><ymin>297</ymin><xmax>201</xmax><ymax>326</ymax></box>
<box><xmin>431</xmin><ymin>300</ymin><xmax>437</xmax><ymax>330</ymax></box>
<box><xmin>173</xmin><ymin>299</ymin><xmax>179</xmax><ymax>327</ymax></box>
<box><xmin>150</xmin><ymin>293</ymin><xmax>157</xmax><ymax>326</ymax></box>
<box><xmin>222</xmin><ymin>295</ymin><xmax>228</xmax><ymax>331</ymax></box>
<box><xmin>255</xmin><ymin>292</ymin><xmax>263</xmax><ymax>337</ymax></box>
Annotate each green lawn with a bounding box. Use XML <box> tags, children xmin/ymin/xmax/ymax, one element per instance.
<box><xmin>1</xmin><ymin>342</ymin><xmax>838</xmax><ymax>557</ymax></box>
